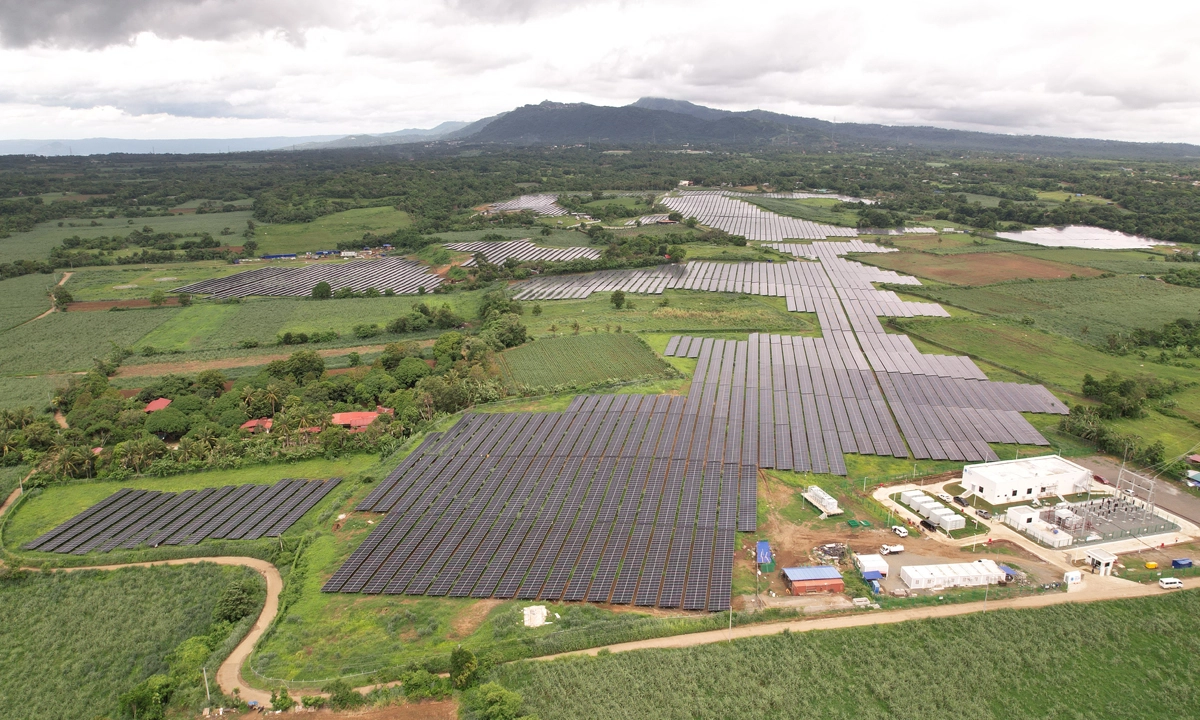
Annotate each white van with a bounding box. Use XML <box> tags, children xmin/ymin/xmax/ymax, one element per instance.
<box><xmin>1159</xmin><ymin>578</ymin><xmax>1184</xmax><ymax>590</ymax></box>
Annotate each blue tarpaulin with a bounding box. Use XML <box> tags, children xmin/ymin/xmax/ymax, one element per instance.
<box><xmin>861</xmin><ymin>570</ymin><xmax>883</xmax><ymax>581</ymax></box>
<box><xmin>756</xmin><ymin>540</ymin><xmax>773</xmax><ymax>565</ymax></box>
<box><xmin>999</xmin><ymin>564</ymin><xmax>1017</xmax><ymax>578</ymax></box>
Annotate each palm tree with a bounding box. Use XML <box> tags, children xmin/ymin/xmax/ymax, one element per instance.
<box><xmin>0</xmin><ymin>430</ymin><xmax>20</xmax><ymax>459</ymax></box>
<box><xmin>240</xmin><ymin>386</ymin><xmax>258</xmax><ymax>411</ymax></box>
<box><xmin>263</xmin><ymin>384</ymin><xmax>283</xmax><ymax>415</ymax></box>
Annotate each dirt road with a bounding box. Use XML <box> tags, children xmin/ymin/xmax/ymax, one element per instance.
<box><xmin>536</xmin><ymin>574</ymin><xmax>1199</xmax><ymax>661</ymax></box>
<box><xmin>25</xmin><ymin>271</ymin><xmax>73</xmax><ymax>325</ymax></box>
<box><xmin>116</xmin><ymin>345</ymin><xmax>390</xmax><ymax>378</ymax></box>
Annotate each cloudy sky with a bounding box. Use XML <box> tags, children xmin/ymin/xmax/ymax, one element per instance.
<box><xmin>0</xmin><ymin>0</ymin><xmax>1197</xmax><ymax>142</ymax></box>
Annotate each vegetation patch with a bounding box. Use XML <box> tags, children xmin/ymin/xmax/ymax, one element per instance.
<box><xmin>497</xmin><ymin>333</ymin><xmax>673</xmax><ymax>389</ymax></box>
<box><xmin>492</xmin><ymin>591</ymin><xmax>1200</xmax><ymax>720</ymax></box>
<box><xmin>0</xmin><ymin>563</ymin><xmax>263</xmax><ymax>720</ymax></box>
<box><xmin>863</xmin><ymin>251</ymin><xmax>1101</xmax><ymax>285</ymax></box>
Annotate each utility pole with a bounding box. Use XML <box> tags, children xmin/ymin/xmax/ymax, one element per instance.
<box><xmin>203</xmin><ymin>667</ymin><xmax>211</xmax><ymax>704</ymax></box>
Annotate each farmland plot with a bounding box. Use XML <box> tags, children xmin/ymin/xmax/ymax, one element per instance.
<box><xmin>497</xmin><ymin>333</ymin><xmax>672</xmax><ymax>388</ymax></box>
<box><xmin>0</xmin><ymin>272</ymin><xmax>56</xmax><ymax>331</ymax></box>
<box><xmin>0</xmin><ymin>308</ymin><xmax>172</xmax><ymax>375</ymax></box>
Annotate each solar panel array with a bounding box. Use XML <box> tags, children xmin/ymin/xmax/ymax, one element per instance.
<box><xmin>22</xmin><ymin>479</ymin><xmax>341</xmax><ymax>554</ymax></box>
<box><xmin>660</xmin><ymin>191</ymin><xmax>858</xmax><ymax>240</ymax></box>
<box><xmin>173</xmin><ymin>258</ymin><xmax>442</xmax><ymax>298</ymax></box>
<box><xmin>488</xmin><ymin>194</ymin><xmax>570</xmax><ymax>217</ymax></box>
<box><xmin>328</xmin><ymin>387</ymin><xmax>752</xmax><ymax>610</ymax></box>
<box><xmin>445</xmin><ymin>240</ymin><xmax>600</xmax><ymax>266</ymax></box>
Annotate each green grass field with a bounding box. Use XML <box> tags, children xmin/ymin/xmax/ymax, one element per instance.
<box><xmin>497</xmin><ymin>333</ymin><xmax>672</xmax><ymax>389</ymax></box>
<box><xmin>0</xmin><ymin>308</ymin><xmax>174</xmax><ymax>375</ymax></box>
<box><xmin>64</xmin><ymin>261</ymin><xmax>267</xmax><ymax>302</ymax></box>
<box><xmin>1014</xmin><ymin>248</ymin><xmax>1166</xmax><ymax>275</ymax></box>
<box><xmin>914</xmin><ymin>275</ymin><xmax>1200</xmax><ymax>344</ymax></box>
<box><xmin>254</xmin><ymin>206</ymin><xmax>412</xmax><ymax>255</ymax></box>
<box><xmin>0</xmin><ymin>272</ymin><xmax>56</xmax><ymax>331</ymax></box>
<box><xmin>4</xmin><ymin>455</ymin><xmax>377</xmax><ymax>552</ymax></box>
<box><xmin>0</xmin><ymin>563</ymin><xmax>262</xmax><ymax>720</ymax></box>
<box><xmin>492</xmin><ymin>591</ymin><xmax>1200</xmax><ymax>720</ymax></box>
<box><xmin>742</xmin><ymin>197</ymin><xmax>860</xmax><ymax>227</ymax></box>
<box><xmin>0</xmin><ymin>211</ymin><xmax>255</xmax><ymax>264</ymax></box>
<box><xmin>0</xmin><ymin>376</ymin><xmax>63</xmax><ymax>411</ymax></box>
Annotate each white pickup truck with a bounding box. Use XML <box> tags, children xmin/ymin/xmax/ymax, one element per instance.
<box><xmin>880</xmin><ymin>544</ymin><xmax>905</xmax><ymax>555</ymax></box>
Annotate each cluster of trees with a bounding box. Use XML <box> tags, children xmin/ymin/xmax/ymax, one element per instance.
<box><xmin>1162</xmin><ymin>266</ymin><xmax>1200</xmax><ymax>289</ymax></box>
<box><xmin>7</xmin><ymin>304</ymin><xmax>529</xmax><ymax>484</ymax></box>
<box><xmin>1106</xmin><ymin>317</ymin><xmax>1200</xmax><ymax>358</ymax></box>
<box><xmin>1080</xmin><ymin>372</ymin><xmax>1180</xmax><ymax>419</ymax></box>
<box><xmin>1058</xmin><ymin>405</ymin><xmax>1166</xmax><ymax>467</ymax></box>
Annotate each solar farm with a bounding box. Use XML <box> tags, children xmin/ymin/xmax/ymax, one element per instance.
<box><xmin>661</xmin><ymin>191</ymin><xmax>860</xmax><ymax>241</ymax></box>
<box><xmin>22</xmin><ymin>479</ymin><xmax>341</xmax><ymax>554</ymax></box>
<box><xmin>487</xmin><ymin>194</ymin><xmax>571</xmax><ymax>216</ymax></box>
<box><xmin>446</xmin><ymin>239</ymin><xmax>600</xmax><ymax>266</ymax></box>
<box><xmin>172</xmin><ymin>257</ymin><xmax>441</xmax><ymax>298</ymax></box>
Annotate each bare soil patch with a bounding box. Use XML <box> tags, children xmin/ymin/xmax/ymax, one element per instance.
<box><xmin>449</xmin><ymin>599</ymin><xmax>502</xmax><ymax>639</ymax></box>
<box><xmin>283</xmin><ymin>700</ymin><xmax>458</xmax><ymax>720</ymax></box>
<box><xmin>116</xmin><ymin>345</ymin><xmax>390</xmax><ymax>377</ymax></box>
<box><xmin>864</xmin><ymin>251</ymin><xmax>1102</xmax><ymax>285</ymax></box>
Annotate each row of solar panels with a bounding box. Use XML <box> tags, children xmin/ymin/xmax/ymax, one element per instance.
<box><xmin>446</xmin><ymin>240</ymin><xmax>600</xmax><ymax>266</ymax></box>
<box><xmin>22</xmin><ymin>479</ymin><xmax>340</xmax><ymax>555</ymax></box>
<box><xmin>328</xmin><ymin>406</ymin><xmax>746</xmax><ymax>610</ymax></box>
<box><xmin>667</xmin><ymin>333</ymin><xmax>1062</xmax><ymax>463</ymax></box>
<box><xmin>660</xmin><ymin>192</ymin><xmax>858</xmax><ymax>241</ymax></box>
<box><xmin>173</xmin><ymin>258</ymin><xmax>442</xmax><ymax>298</ymax></box>
<box><xmin>488</xmin><ymin>194</ymin><xmax>571</xmax><ymax>216</ymax></box>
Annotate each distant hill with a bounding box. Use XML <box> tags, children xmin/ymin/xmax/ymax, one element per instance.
<box><xmin>0</xmin><ymin>136</ymin><xmax>343</xmax><ymax>156</ymax></box>
<box><xmin>457</xmin><ymin>98</ymin><xmax>1200</xmax><ymax>160</ymax></box>
<box><xmin>293</xmin><ymin>121</ymin><xmax>472</xmax><ymax>150</ymax></box>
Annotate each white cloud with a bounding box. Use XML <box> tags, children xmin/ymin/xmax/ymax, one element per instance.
<box><xmin>0</xmin><ymin>0</ymin><xmax>1197</xmax><ymax>143</ymax></box>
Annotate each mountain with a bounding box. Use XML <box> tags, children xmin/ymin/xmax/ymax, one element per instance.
<box><xmin>293</xmin><ymin>121</ymin><xmax>472</xmax><ymax>150</ymax></box>
<box><xmin>0</xmin><ymin>135</ymin><xmax>343</xmax><ymax>156</ymax></box>
<box><xmin>455</xmin><ymin>98</ymin><xmax>1200</xmax><ymax>160</ymax></box>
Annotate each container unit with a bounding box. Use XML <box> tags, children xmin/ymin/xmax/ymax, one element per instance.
<box><xmin>855</xmin><ymin>553</ymin><xmax>890</xmax><ymax>578</ymax></box>
<box><xmin>932</xmin><ymin>508</ymin><xmax>966</xmax><ymax>531</ymax></box>
<box><xmin>899</xmin><ymin>559</ymin><xmax>1004</xmax><ymax>590</ymax></box>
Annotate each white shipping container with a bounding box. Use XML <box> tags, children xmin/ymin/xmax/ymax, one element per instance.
<box><xmin>900</xmin><ymin>559</ymin><xmax>1004</xmax><ymax>589</ymax></box>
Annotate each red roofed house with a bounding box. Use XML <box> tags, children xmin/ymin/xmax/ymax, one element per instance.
<box><xmin>144</xmin><ymin>398</ymin><xmax>172</xmax><ymax>413</ymax></box>
<box><xmin>1188</xmin><ymin>454</ymin><xmax>1200</xmax><ymax>465</ymax></box>
<box><xmin>330</xmin><ymin>411</ymin><xmax>379</xmax><ymax>431</ymax></box>
<box><xmin>240</xmin><ymin>418</ymin><xmax>273</xmax><ymax>434</ymax></box>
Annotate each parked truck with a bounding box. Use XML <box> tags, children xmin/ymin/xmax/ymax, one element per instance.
<box><xmin>880</xmin><ymin>544</ymin><xmax>905</xmax><ymax>555</ymax></box>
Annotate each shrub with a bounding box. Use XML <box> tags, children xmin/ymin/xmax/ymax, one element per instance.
<box><xmin>321</xmin><ymin>680</ymin><xmax>365</xmax><ymax>710</ymax></box>
<box><xmin>311</xmin><ymin>281</ymin><xmax>332</xmax><ymax>299</ymax></box>
<box><xmin>451</xmin><ymin>645</ymin><xmax>478</xmax><ymax>689</ymax></box>
<box><xmin>610</xmin><ymin>290</ymin><xmax>625</xmax><ymax>309</ymax></box>
<box><xmin>353</xmin><ymin>323</ymin><xmax>382</xmax><ymax>339</ymax></box>
<box><xmin>213</xmin><ymin>579</ymin><xmax>259</xmax><ymax>623</ymax></box>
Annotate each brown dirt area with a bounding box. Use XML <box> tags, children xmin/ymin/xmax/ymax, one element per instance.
<box><xmin>449</xmin><ymin>598</ymin><xmax>502</xmax><ymax>639</ymax></box>
<box><xmin>232</xmin><ymin>700</ymin><xmax>458</xmax><ymax>719</ymax></box>
<box><xmin>863</xmin><ymin>251</ymin><xmax>1103</xmax><ymax>285</ymax></box>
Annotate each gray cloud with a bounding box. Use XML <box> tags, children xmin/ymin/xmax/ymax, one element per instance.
<box><xmin>0</xmin><ymin>0</ymin><xmax>336</xmax><ymax>48</ymax></box>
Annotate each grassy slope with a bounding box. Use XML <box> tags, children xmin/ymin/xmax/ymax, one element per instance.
<box><xmin>254</xmin><ymin>206</ymin><xmax>411</xmax><ymax>255</ymax></box>
<box><xmin>64</xmin><ymin>261</ymin><xmax>265</xmax><ymax>302</ymax></box>
<box><xmin>0</xmin><ymin>272</ymin><xmax>56</xmax><ymax>331</ymax></box>
<box><xmin>0</xmin><ymin>211</ymin><xmax>255</xmax><ymax>264</ymax></box>
<box><xmin>495</xmin><ymin>591</ymin><xmax>1200</xmax><ymax>720</ymax></box>
<box><xmin>743</xmin><ymin>197</ymin><xmax>860</xmax><ymax>227</ymax></box>
<box><xmin>0</xmin><ymin>563</ymin><xmax>259</xmax><ymax>720</ymax></box>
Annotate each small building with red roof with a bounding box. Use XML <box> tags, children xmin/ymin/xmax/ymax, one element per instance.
<box><xmin>330</xmin><ymin>411</ymin><xmax>380</xmax><ymax>430</ymax></box>
<box><xmin>144</xmin><ymin>397</ymin><xmax>172</xmax><ymax>413</ymax></box>
<box><xmin>240</xmin><ymin>418</ymin><xmax>273</xmax><ymax>434</ymax></box>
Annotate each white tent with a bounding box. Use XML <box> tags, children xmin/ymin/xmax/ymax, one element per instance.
<box><xmin>900</xmin><ymin>559</ymin><xmax>1004</xmax><ymax>589</ymax></box>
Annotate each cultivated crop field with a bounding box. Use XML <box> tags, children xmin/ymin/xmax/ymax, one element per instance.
<box><xmin>497</xmin><ymin>333</ymin><xmax>672</xmax><ymax>388</ymax></box>
<box><xmin>254</xmin><ymin>206</ymin><xmax>412</xmax><ymax>255</ymax></box>
<box><xmin>0</xmin><ymin>272</ymin><xmax>55</xmax><ymax>331</ymax></box>
<box><xmin>493</xmin><ymin>591</ymin><xmax>1200</xmax><ymax>720</ymax></box>
<box><xmin>0</xmin><ymin>563</ymin><xmax>263</xmax><ymax>720</ymax></box>
<box><xmin>64</xmin><ymin>261</ymin><xmax>266</xmax><ymax>302</ymax></box>
<box><xmin>0</xmin><ymin>376</ymin><xmax>61</xmax><ymax>411</ymax></box>
<box><xmin>1014</xmin><ymin>247</ymin><xmax>1169</xmax><ymax>275</ymax></box>
<box><xmin>0</xmin><ymin>308</ymin><xmax>174</xmax><ymax>375</ymax></box>
<box><xmin>862</xmin><ymin>250</ymin><xmax>1102</xmax><ymax>285</ymax></box>
<box><xmin>0</xmin><ymin>211</ymin><xmax>255</xmax><ymax>264</ymax></box>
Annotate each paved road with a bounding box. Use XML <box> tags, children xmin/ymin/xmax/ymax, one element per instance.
<box><xmin>1075</xmin><ymin>455</ymin><xmax>1200</xmax><ymax>525</ymax></box>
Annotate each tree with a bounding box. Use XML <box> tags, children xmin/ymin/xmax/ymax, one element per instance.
<box><xmin>52</xmin><ymin>287</ymin><xmax>73</xmax><ymax>309</ymax></box>
<box><xmin>242</xmin><ymin>239</ymin><xmax>259</xmax><ymax>256</ymax></box>
<box><xmin>531</xmin><ymin>303</ymin><xmax>542</xmax><ymax>317</ymax></box>
<box><xmin>392</xmin><ymin>356</ymin><xmax>432</xmax><ymax>388</ymax></box>
<box><xmin>482</xmin><ymin>314</ymin><xmax>528</xmax><ymax>349</ymax></box>
<box><xmin>540</xmin><ymin>226</ymin><xmax>551</xmax><ymax>236</ymax></box>
<box><xmin>433</xmin><ymin>331</ymin><xmax>464</xmax><ymax>359</ymax></box>
<box><xmin>667</xmin><ymin>244</ymin><xmax>686</xmax><ymax>263</ymax></box>
<box><xmin>468</xmin><ymin>682</ymin><xmax>523</xmax><ymax>720</ymax></box>
<box><xmin>119</xmin><ymin>674</ymin><xmax>173</xmax><ymax>720</ymax></box>
<box><xmin>450</xmin><ymin>645</ymin><xmax>478</xmax><ymax>689</ymax></box>
<box><xmin>144</xmin><ymin>407</ymin><xmax>189</xmax><ymax>438</ymax></box>
<box><xmin>311</xmin><ymin>281</ymin><xmax>332</xmax><ymax>300</ymax></box>
<box><xmin>194</xmin><ymin>369</ymin><xmax>227</xmax><ymax>398</ymax></box>
<box><xmin>610</xmin><ymin>290</ymin><xmax>625</xmax><ymax>309</ymax></box>
<box><xmin>321</xmin><ymin>680</ymin><xmax>365</xmax><ymax>710</ymax></box>
<box><xmin>176</xmin><ymin>293</ymin><xmax>192</xmax><ymax>307</ymax></box>
<box><xmin>149</xmin><ymin>289</ymin><xmax>167</xmax><ymax>306</ymax></box>
<box><xmin>270</xmin><ymin>687</ymin><xmax>296</xmax><ymax>712</ymax></box>
<box><xmin>214</xmin><ymin>579</ymin><xmax>259</xmax><ymax>623</ymax></box>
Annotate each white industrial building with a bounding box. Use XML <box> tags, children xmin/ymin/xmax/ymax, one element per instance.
<box><xmin>900</xmin><ymin>491</ymin><xmax>965</xmax><ymax>530</ymax></box>
<box><xmin>855</xmin><ymin>553</ymin><xmax>890</xmax><ymax>577</ymax></box>
<box><xmin>962</xmin><ymin>455</ymin><xmax>1091</xmax><ymax>505</ymax></box>
<box><xmin>900</xmin><ymin>559</ymin><xmax>1005</xmax><ymax>589</ymax></box>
